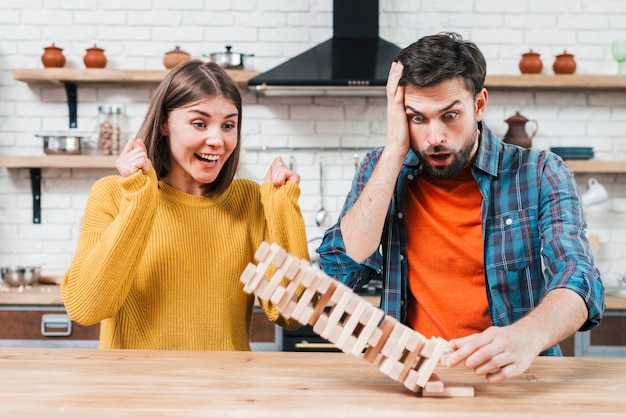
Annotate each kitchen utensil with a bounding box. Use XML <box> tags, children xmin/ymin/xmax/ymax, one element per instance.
<box><xmin>84</xmin><ymin>44</ymin><xmax>107</xmax><ymax>68</ymax></box>
<box><xmin>36</xmin><ymin>131</ymin><xmax>89</xmax><ymax>155</ymax></box>
<box><xmin>611</xmin><ymin>40</ymin><xmax>626</xmax><ymax>75</ymax></box>
<box><xmin>503</xmin><ymin>111</ymin><xmax>538</xmax><ymax>149</ymax></box>
<box><xmin>581</xmin><ymin>177</ymin><xmax>609</xmax><ymax>207</ymax></box>
<box><xmin>1</xmin><ymin>266</ymin><xmax>40</xmax><ymax>287</ymax></box>
<box><xmin>163</xmin><ymin>46</ymin><xmax>191</xmax><ymax>69</ymax></box>
<box><xmin>550</xmin><ymin>147</ymin><xmax>594</xmax><ymax>160</ymax></box>
<box><xmin>41</xmin><ymin>43</ymin><xmax>66</xmax><ymax>68</ymax></box>
<box><xmin>553</xmin><ymin>50</ymin><xmax>576</xmax><ymax>74</ymax></box>
<box><xmin>315</xmin><ymin>159</ymin><xmax>328</xmax><ymax>227</ymax></box>
<box><xmin>519</xmin><ymin>49</ymin><xmax>543</xmax><ymax>74</ymax></box>
<box><xmin>206</xmin><ymin>45</ymin><xmax>254</xmax><ymax>69</ymax></box>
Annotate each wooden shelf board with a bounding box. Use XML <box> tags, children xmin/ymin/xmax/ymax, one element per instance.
<box><xmin>12</xmin><ymin>68</ymin><xmax>260</xmax><ymax>86</ymax></box>
<box><xmin>1</xmin><ymin>155</ymin><xmax>625</xmax><ymax>173</ymax></box>
<box><xmin>485</xmin><ymin>74</ymin><xmax>626</xmax><ymax>89</ymax></box>
<box><xmin>12</xmin><ymin>69</ymin><xmax>626</xmax><ymax>90</ymax></box>
<box><xmin>0</xmin><ymin>155</ymin><xmax>117</xmax><ymax>169</ymax></box>
<box><xmin>563</xmin><ymin>159</ymin><xmax>626</xmax><ymax>173</ymax></box>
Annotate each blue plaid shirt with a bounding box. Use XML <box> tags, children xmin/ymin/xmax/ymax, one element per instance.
<box><xmin>318</xmin><ymin>123</ymin><xmax>605</xmax><ymax>356</ymax></box>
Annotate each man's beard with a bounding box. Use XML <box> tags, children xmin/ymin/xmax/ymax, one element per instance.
<box><xmin>418</xmin><ymin>130</ymin><xmax>479</xmax><ymax>180</ymax></box>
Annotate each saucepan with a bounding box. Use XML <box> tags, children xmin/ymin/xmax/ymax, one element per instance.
<box><xmin>36</xmin><ymin>131</ymin><xmax>91</xmax><ymax>155</ymax></box>
<box><xmin>1</xmin><ymin>266</ymin><xmax>41</xmax><ymax>287</ymax></box>
<box><xmin>205</xmin><ymin>45</ymin><xmax>254</xmax><ymax>69</ymax></box>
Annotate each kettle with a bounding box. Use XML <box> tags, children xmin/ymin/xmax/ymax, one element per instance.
<box><xmin>503</xmin><ymin>112</ymin><xmax>538</xmax><ymax>149</ymax></box>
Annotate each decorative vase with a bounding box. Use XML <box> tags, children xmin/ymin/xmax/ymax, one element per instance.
<box><xmin>163</xmin><ymin>46</ymin><xmax>191</xmax><ymax>69</ymax></box>
<box><xmin>519</xmin><ymin>49</ymin><xmax>543</xmax><ymax>74</ymax></box>
<box><xmin>41</xmin><ymin>43</ymin><xmax>66</xmax><ymax>68</ymax></box>
<box><xmin>553</xmin><ymin>50</ymin><xmax>576</xmax><ymax>74</ymax></box>
<box><xmin>84</xmin><ymin>45</ymin><xmax>107</xmax><ymax>68</ymax></box>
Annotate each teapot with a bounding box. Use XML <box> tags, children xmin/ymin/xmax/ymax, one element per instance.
<box><xmin>503</xmin><ymin>111</ymin><xmax>539</xmax><ymax>149</ymax></box>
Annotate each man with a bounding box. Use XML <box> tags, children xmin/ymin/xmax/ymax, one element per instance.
<box><xmin>318</xmin><ymin>32</ymin><xmax>605</xmax><ymax>383</ymax></box>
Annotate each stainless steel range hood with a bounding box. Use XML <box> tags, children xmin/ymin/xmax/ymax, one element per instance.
<box><xmin>248</xmin><ymin>0</ymin><xmax>401</xmax><ymax>96</ymax></box>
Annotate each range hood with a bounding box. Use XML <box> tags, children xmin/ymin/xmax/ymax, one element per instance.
<box><xmin>248</xmin><ymin>0</ymin><xmax>401</xmax><ymax>96</ymax></box>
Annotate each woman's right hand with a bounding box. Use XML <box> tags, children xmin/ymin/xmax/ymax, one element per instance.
<box><xmin>116</xmin><ymin>138</ymin><xmax>151</xmax><ymax>178</ymax></box>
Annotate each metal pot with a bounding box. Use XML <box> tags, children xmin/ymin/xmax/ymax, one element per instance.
<box><xmin>1</xmin><ymin>266</ymin><xmax>41</xmax><ymax>287</ymax></box>
<box><xmin>36</xmin><ymin>132</ymin><xmax>89</xmax><ymax>155</ymax></box>
<box><xmin>206</xmin><ymin>45</ymin><xmax>254</xmax><ymax>69</ymax></box>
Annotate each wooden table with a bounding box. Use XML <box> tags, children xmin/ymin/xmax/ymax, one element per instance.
<box><xmin>0</xmin><ymin>348</ymin><xmax>624</xmax><ymax>417</ymax></box>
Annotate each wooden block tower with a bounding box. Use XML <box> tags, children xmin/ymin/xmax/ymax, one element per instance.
<box><xmin>240</xmin><ymin>241</ymin><xmax>474</xmax><ymax>397</ymax></box>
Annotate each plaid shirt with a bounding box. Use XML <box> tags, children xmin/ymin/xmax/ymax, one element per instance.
<box><xmin>318</xmin><ymin>122</ymin><xmax>605</xmax><ymax>356</ymax></box>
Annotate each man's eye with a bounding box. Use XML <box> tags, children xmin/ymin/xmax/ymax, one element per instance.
<box><xmin>409</xmin><ymin>114</ymin><xmax>424</xmax><ymax>123</ymax></box>
<box><xmin>443</xmin><ymin>111</ymin><xmax>458</xmax><ymax>120</ymax></box>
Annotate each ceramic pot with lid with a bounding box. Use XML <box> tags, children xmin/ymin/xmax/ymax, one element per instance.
<box><xmin>553</xmin><ymin>50</ymin><xmax>576</xmax><ymax>74</ymax></box>
<box><xmin>163</xmin><ymin>46</ymin><xmax>191</xmax><ymax>69</ymax></box>
<box><xmin>84</xmin><ymin>44</ymin><xmax>107</xmax><ymax>68</ymax></box>
<box><xmin>41</xmin><ymin>43</ymin><xmax>66</xmax><ymax>68</ymax></box>
<box><xmin>519</xmin><ymin>49</ymin><xmax>543</xmax><ymax>74</ymax></box>
<box><xmin>503</xmin><ymin>112</ymin><xmax>539</xmax><ymax>149</ymax></box>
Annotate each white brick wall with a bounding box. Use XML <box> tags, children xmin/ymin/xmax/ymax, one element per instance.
<box><xmin>0</xmin><ymin>0</ymin><xmax>625</xmax><ymax>286</ymax></box>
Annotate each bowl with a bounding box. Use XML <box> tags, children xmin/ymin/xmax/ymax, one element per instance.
<box><xmin>36</xmin><ymin>132</ymin><xmax>90</xmax><ymax>155</ymax></box>
<box><xmin>1</xmin><ymin>266</ymin><xmax>41</xmax><ymax>287</ymax></box>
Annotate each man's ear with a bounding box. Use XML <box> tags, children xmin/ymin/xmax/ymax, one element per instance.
<box><xmin>474</xmin><ymin>88</ymin><xmax>488</xmax><ymax>122</ymax></box>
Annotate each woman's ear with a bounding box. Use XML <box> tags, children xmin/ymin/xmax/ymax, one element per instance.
<box><xmin>160</xmin><ymin>121</ymin><xmax>169</xmax><ymax>137</ymax></box>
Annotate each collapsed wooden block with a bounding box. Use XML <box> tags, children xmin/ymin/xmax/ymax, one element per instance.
<box><xmin>240</xmin><ymin>241</ymin><xmax>474</xmax><ymax>397</ymax></box>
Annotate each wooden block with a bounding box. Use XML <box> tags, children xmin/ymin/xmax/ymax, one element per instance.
<box><xmin>307</xmin><ymin>279</ymin><xmax>337</xmax><ymax>326</ymax></box>
<box><xmin>291</xmin><ymin>273</ymin><xmax>322</xmax><ymax>322</ymax></box>
<box><xmin>239</xmin><ymin>263</ymin><xmax>258</xmax><ymax>288</ymax></box>
<box><xmin>350</xmin><ymin>305</ymin><xmax>384</xmax><ymax>356</ymax></box>
<box><xmin>363</xmin><ymin>316</ymin><xmax>397</xmax><ymax>363</ymax></box>
<box><xmin>335</xmin><ymin>299</ymin><xmax>368</xmax><ymax>350</ymax></box>
<box><xmin>322</xmin><ymin>292</ymin><xmax>359</xmax><ymax>343</ymax></box>
<box><xmin>243</xmin><ymin>260</ymin><xmax>271</xmax><ymax>294</ymax></box>
<box><xmin>253</xmin><ymin>241</ymin><xmax>272</xmax><ymax>263</ymax></box>
<box><xmin>422</xmin><ymin>382</ymin><xmax>475</xmax><ymax>398</ymax></box>
<box><xmin>315</xmin><ymin>286</ymin><xmax>348</xmax><ymax>338</ymax></box>
<box><xmin>270</xmin><ymin>259</ymin><xmax>309</xmax><ymax>305</ymax></box>
<box><xmin>424</xmin><ymin>373</ymin><xmax>443</xmax><ymax>392</ymax></box>
<box><xmin>415</xmin><ymin>337</ymin><xmax>448</xmax><ymax>388</ymax></box>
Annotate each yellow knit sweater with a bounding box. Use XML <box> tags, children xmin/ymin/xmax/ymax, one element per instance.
<box><xmin>61</xmin><ymin>168</ymin><xmax>308</xmax><ymax>350</ymax></box>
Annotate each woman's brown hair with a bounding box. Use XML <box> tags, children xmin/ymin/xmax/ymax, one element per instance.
<box><xmin>137</xmin><ymin>60</ymin><xmax>242</xmax><ymax>197</ymax></box>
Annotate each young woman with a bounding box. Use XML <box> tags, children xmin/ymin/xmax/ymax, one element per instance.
<box><xmin>62</xmin><ymin>60</ymin><xmax>308</xmax><ymax>350</ymax></box>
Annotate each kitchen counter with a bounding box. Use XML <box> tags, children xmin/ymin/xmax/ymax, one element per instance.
<box><xmin>0</xmin><ymin>348</ymin><xmax>624</xmax><ymax>417</ymax></box>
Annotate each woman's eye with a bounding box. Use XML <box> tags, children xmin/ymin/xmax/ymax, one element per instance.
<box><xmin>192</xmin><ymin>121</ymin><xmax>206</xmax><ymax>128</ymax></box>
<box><xmin>223</xmin><ymin>122</ymin><xmax>236</xmax><ymax>130</ymax></box>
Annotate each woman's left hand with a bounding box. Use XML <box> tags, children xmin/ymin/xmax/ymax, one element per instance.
<box><xmin>264</xmin><ymin>156</ymin><xmax>300</xmax><ymax>187</ymax></box>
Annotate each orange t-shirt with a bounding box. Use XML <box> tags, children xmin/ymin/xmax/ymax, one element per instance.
<box><xmin>404</xmin><ymin>166</ymin><xmax>492</xmax><ymax>340</ymax></box>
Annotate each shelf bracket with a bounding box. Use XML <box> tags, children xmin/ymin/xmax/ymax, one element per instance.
<box><xmin>29</xmin><ymin>168</ymin><xmax>42</xmax><ymax>224</ymax></box>
<box><xmin>63</xmin><ymin>81</ymin><xmax>78</xmax><ymax>128</ymax></box>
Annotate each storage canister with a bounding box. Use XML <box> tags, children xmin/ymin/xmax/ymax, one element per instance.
<box><xmin>98</xmin><ymin>105</ymin><xmax>124</xmax><ymax>155</ymax></box>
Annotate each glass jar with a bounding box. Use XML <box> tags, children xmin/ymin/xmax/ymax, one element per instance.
<box><xmin>97</xmin><ymin>105</ymin><xmax>124</xmax><ymax>155</ymax></box>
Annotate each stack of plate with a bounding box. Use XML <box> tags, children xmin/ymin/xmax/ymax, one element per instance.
<box><xmin>549</xmin><ymin>147</ymin><xmax>594</xmax><ymax>160</ymax></box>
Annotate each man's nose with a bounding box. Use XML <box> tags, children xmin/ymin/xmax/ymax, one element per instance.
<box><xmin>425</xmin><ymin>122</ymin><xmax>445</xmax><ymax>146</ymax></box>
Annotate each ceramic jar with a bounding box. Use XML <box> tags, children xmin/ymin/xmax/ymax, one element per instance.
<box><xmin>503</xmin><ymin>111</ymin><xmax>539</xmax><ymax>149</ymax></box>
<box><xmin>41</xmin><ymin>43</ymin><xmax>66</xmax><ymax>68</ymax></box>
<box><xmin>553</xmin><ymin>50</ymin><xmax>576</xmax><ymax>74</ymax></box>
<box><xmin>163</xmin><ymin>46</ymin><xmax>191</xmax><ymax>69</ymax></box>
<box><xmin>519</xmin><ymin>49</ymin><xmax>543</xmax><ymax>74</ymax></box>
<box><xmin>84</xmin><ymin>45</ymin><xmax>107</xmax><ymax>68</ymax></box>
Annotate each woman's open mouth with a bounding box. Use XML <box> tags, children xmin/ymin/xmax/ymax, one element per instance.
<box><xmin>195</xmin><ymin>153</ymin><xmax>220</xmax><ymax>164</ymax></box>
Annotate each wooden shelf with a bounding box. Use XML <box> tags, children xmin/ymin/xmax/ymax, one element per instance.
<box><xmin>12</xmin><ymin>68</ymin><xmax>260</xmax><ymax>86</ymax></box>
<box><xmin>485</xmin><ymin>74</ymin><xmax>626</xmax><ymax>89</ymax></box>
<box><xmin>12</xmin><ymin>69</ymin><xmax>626</xmax><ymax>90</ymax></box>
<box><xmin>1</xmin><ymin>155</ymin><xmax>625</xmax><ymax>173</ymax></box>
<box><xmin>563</xmin><ymin>159</ymin><xmax>626</xmax><ymax>173</ymax></box>
<box><xmin>0</xmin><ymin>155</ymin><xmax>117</xmax><ymax>169</ymax></box>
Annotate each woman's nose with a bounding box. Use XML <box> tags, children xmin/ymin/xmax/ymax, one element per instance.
<box><xmin>204</xmin><ymin>128</ymin><xmax>224</xmax><ymax>146</ymax></box>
